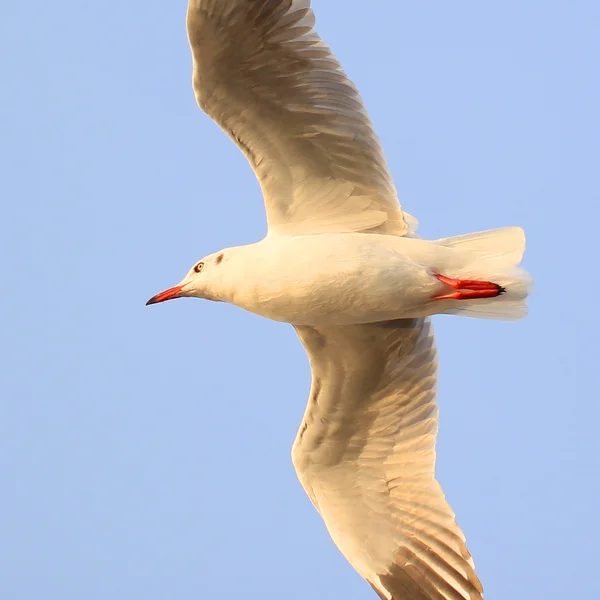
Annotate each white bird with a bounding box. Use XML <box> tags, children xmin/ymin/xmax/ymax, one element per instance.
<box><xmin>147</xmin><ymin>2</ymin><xmax>532</xmax><ymax>599</ymax></box>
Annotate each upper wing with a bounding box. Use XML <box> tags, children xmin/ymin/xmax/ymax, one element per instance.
<box><xmin>186</xmin><ymin>0</ymin><xmax>408</xmax><ymax>236</ymax></box>
<box><xmin>292</xmin><ymin>319</ymin><xmax>484</xmax><ymax>600</ymax></box>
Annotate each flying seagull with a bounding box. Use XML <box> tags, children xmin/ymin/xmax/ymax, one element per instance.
<box><xmin>147</xmin><ymin>1</ymin><xmax>532</xmax><ymax>598</ymax></box>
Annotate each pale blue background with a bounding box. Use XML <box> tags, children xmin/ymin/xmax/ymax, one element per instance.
<box><xmin>2</xmin><ymin>1</ymin><xmax>599</xmax><ymax>598</ymax></box>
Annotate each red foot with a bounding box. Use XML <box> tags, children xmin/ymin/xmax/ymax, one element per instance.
<box><xmin>433</xmin><ymin>273</ymin><xmax>506</xmax><ymax>301</ymax></box>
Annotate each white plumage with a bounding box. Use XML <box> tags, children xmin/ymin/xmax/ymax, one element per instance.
<box><xmin>146</xmin><ymin>2</ymin><xmax>533</xmax><ymax>599</ymax></box>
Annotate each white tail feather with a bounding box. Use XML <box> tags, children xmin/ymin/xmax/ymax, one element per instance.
<box><xmin>435</xmin><ymin>227</ymin><xmax>532</xmax><ymax>321</ymax></box>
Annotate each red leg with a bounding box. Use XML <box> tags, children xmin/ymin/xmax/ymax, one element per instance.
<box><xmin>433</xmin><ymin>273</ymin><xmax>506</xmax><ymax>301</ymax></box>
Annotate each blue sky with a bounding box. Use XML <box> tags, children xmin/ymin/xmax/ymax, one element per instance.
<box><xmin>1</xmin><ymin>1</ymin><xmax>599</xmax><ymax>598</ymax></box>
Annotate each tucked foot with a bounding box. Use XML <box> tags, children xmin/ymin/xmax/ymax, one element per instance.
<box><xmin>433</xmin><ymin>273</ymin><xmax>506</xmax><ymax>301</ymax></box>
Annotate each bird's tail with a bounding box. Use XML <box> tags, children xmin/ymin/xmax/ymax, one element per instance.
<box><xmin>434</xmin><ymin>227</ymin><xmax>533</xmax><ymax>320</ymax></box>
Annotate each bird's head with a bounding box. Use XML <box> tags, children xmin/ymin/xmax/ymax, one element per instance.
<box><xmin>146</xmin><ymin>250</ymin><xmax>228</xmax><ymax>305</ymax></box>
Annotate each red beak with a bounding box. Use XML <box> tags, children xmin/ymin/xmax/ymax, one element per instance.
<box><xmin>146</xmin><ymin>285</ymin><xmax>184</xmax><ymax>305</ymax></box>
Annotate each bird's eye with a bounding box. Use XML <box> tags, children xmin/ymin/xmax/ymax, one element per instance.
<box><xmin>194</xmin><ymin>261</ymin><xmax>204</xmax><ymax>273</ymax></box>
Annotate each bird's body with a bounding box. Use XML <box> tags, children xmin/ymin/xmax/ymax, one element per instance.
<box><xmin>216</xmin><ymin>233</ymin><xmax>443</xmax><ymax>325</ymax></box>
<box><xmin>185</xmin><ymin>231</ymin><xmax>528</xmax><ymax>326</ymax></box>
<box><xmin>146</xmin><ymin>1</ymin><xmax>533</xmax><ymax>598</ymax></box>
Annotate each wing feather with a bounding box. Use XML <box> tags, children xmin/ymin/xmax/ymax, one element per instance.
<box><xmin>292</xmin><ymin>319</ymin><xmax>484</xmax><ymax>600</ymax></box>
<box><xmin>186</xmin><ymin>0</ymin><xmax>408</xmax><ymax>235</ymax></box>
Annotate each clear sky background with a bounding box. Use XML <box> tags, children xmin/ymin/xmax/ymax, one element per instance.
<box><xmin>1</xmin><ymin>1</ymin><xmax>599</xmax><ymax>599</ymax></box>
